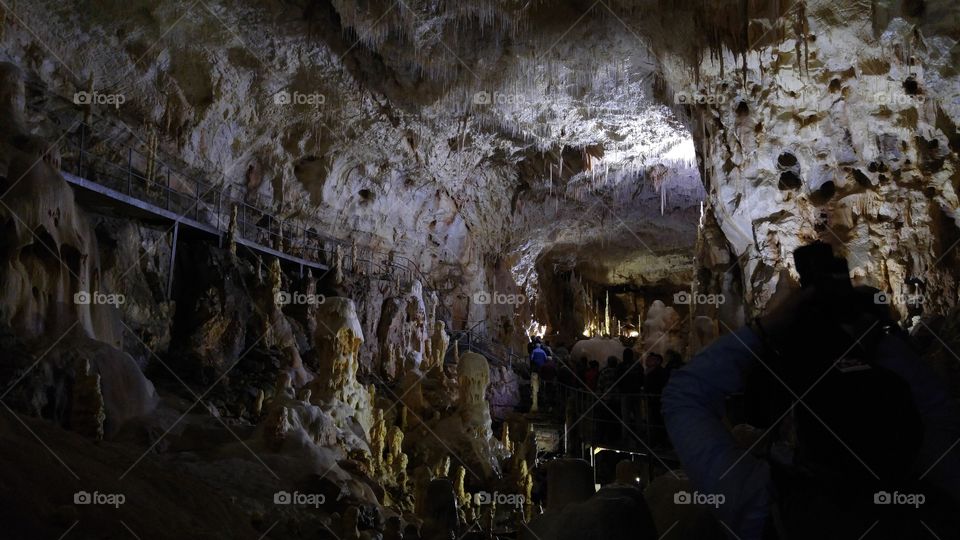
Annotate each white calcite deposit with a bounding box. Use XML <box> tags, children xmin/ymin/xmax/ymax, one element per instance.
<box><xmin>569</xmin><ymin>337</ymin><xmax>628</xmax><ymax>369</ymax></box>
<box><xmin>0</xmin><ymin>63</ymin><xmax>158</xmax><ymax>434</ymax></box>
<box><xmin>309</xmin><ymin>297</ymin><xmax>376</xmax><ymax>438</ymax></box>
<box><xmin>649</xmin><ymin>2</ymin><xmax>960</xmax><ymax>321</ymax></box>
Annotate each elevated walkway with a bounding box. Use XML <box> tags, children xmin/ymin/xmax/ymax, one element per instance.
<box><xmin>62</xmin><ymin>171</ymin><xmax>329</xmax><ymax>277</ymax></box>
<box><xmin>57</xmin><ymin>121</ymin><xmax>445</xmax><ymax>304</ymax></box>
<box><xmin>32</xmin><ymin>83</ymin><xmax>518</xmax><ymax>361</ymax></box>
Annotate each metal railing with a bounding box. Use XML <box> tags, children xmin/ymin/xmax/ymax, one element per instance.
<box><xmin>449</xmin><ymin>322</ymin><xmax>525</xmax><ymax>368</ymax></box>
<box><xmin>533</xmin><ymin>380</ymin><xmax>670</xmax><ymax>453</ymax></box>
<box><xmin>64</xmin><ymin>122</ymin><xmax>350</xmax><ymax>259</ymax></box>
<box><xmin>20</xmin><ymin>77</ymin><xmax>465</xmax><ymax>348</ymax></box>
<box><xmin>14</xmin><ymin>73</ymin><xmax>441</xmax><ymax>284</ymax></box>
<box><xmin>56</xmin><ymin>121</ymin><xmax>454</xmax><ymax>314</ymax></box>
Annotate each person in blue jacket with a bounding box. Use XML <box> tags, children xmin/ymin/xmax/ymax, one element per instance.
<box><xmin>663</xmin><ymin>281</ymin><xmax>960</xmax><ymax>539</ymax></box>
<box><xmin>530</xmin><ymin>342</ymin><xmax>548</xmax><ymax>372</ymax></box>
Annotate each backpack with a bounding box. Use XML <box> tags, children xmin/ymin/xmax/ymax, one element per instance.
<box><xmin>760</xmin><ymin>364</ymin><xmax>959</xmax><ymax>539</ymax></box>
<box><xmin>764</xmin><ymin>463</ymin><xmax>960</xmax><ymax>540</ymax></box>
<box><xmin>530</xmin><ymin>346</ymin><xmax>547</xmax><ymax>366</ymax></box>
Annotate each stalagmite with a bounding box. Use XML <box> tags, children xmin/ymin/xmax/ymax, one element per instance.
<box><xmin>335</xmin><ymin>244</ymin><xmax>344</xmax><ymax>284</ymax></box>
<box><xmin>2</xmin><ymin>3</ymin><xmax>958</xmax><ymax>539</ymax></box>
<box><xmin>70</xmin><ymin>358</ymin><xmax>106</xmax><ymax>440</ymax></box>
<box><xmin>453</xmin><ymin>465</ymin><xmax>472</xmax><ymax>521</ymax></box>
<box><xmin>308</xmin><ymin>298</ymin><xmax>375</xmax><ymax>434</ymax></box>
<box><xmin>501</xmin><ymin>423</ymin><xmax>513</xmax><ymax>454</ymax></box>
<box><xmin>370</xmin><ymin>408</ymin><xmax>387</xmax><ymax>471</ymax></box>
<box><xmin>425</xmin><ymin>320</ymin><xmax>449</xmax><ymax>370</ymax></box>
<box><xmin>253</xmin><ymin>388</ymin><xmax>265</xmax><ymax>416</ymax></box>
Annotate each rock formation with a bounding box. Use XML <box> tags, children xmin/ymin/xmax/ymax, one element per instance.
<box><xmin>1</xmin><ymin>1</ymin><xmax>959</xmax><ymax>539</ymax></box>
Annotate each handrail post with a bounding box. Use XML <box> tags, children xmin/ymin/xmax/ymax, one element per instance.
<box><xmin>77</xmin><ymin>124</ymin><xmax>85</xmax><ymax>177</ymax></box>
<box><xmin>215</xmin><ymin>188</ymin><xmax>223</xmax><ymax>231</ymax></box>
<box><xmin>126</xmin><ymin>148</ymin><xmax>133</xmax><ymax>194</ymax></box>
<box><xmin>166</xmin><ymin>221</ymin><xmax>179</xmax><ymax>300</ymax></box>
<box><xmin>54</xmin><ymin>120</ymin><xmax>442</xmax><ymax>298</ymax></box>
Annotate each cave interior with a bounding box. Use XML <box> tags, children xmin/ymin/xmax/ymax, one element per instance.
<box><xmin>1</xmin><ymin>1</ymin><xmax>960</xmax><ymax>539</ymax></box>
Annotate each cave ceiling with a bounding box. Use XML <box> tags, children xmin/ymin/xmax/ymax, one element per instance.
<box><xmin>5</xmin><ymin>0</ymin><xmax>733</xmax><ymax>291</ymax></box>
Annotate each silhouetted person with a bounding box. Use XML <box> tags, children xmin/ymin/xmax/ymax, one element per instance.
<box><xmin>528</xmin><ymin>335</ymin><xmax>541</xmax><ymax>356</ymax></box>
<box><xmin>621</xmin><ymin>348</ymin><xmax>644</xmax><ymax>392</ymax></box>
<box><xmin>540</xmin><ymin>356</ymin><xmax>557</xmax><ymax>381</ymax></box>
<box><xmin>598</xmin><ymin>357</ymin><xmax>621</xmax><ymax>442</ymax></box>
<box><xmin>622</xmin><ymin>347</ymin><xmax>635</xmax><ymax>367</ymax></box>
<box><xmin>642</xmin><ymin>353</ymin><xmax>668</xmax><ymax>394</ymax></box>
<box><xmin>598</xmin><ymin>357</ymin><xmax>620</xmax><ymax>395</ymax></box>
<box><xmin>530</xmin><ymin>342</ymin><xmax>548</xmax><ymax>372</ymax></box>
<box><xmin>576</xmin><ymin>356</ymin><xmax>589</xmax><ymax>386</ymax></box>
<box><xmin>642</xmin><ymin>353</ymin><xmax>668</xmax><ymax>447</ymax></box>
<box><xmin>584</xmin><ymin>360</ymin><xmax>600</xmax><ymax>391</ymax></box>
<box><xmin>664</xmin><ymin>349</ymin><xmax>684</xmax><ymax>371</ymax></box>
<box><xmin>539</xmin><ymin>356</ymin><xmax>558</xmax><ymax>411</ymax></box>
<box><xmin>558</xmin><ymin>358</ymin><xmax>577</xmax><ymax>388</ymax></box>
<box><xmin>557</xmin><ymin>359</ymin><xmax>576</xmax><ymax>411</ymax></box>
<box><xmin>663</xmin><ymin>273</ymin><xmax>960</xmax><ymax>538</ymax></box>
<box><xmin>620</xmin><ymin>348</ymin><xmax>645</xmax><ymax>439</ymax></box>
